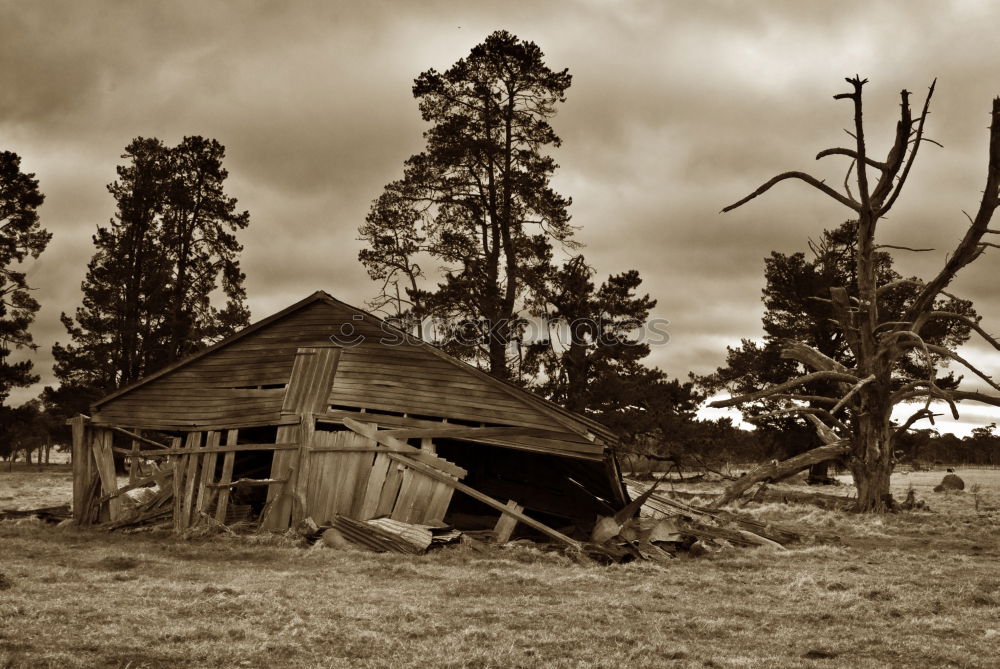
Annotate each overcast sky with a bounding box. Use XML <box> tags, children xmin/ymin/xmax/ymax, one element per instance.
<box><xmin>3</xmin><ymin>0</ymin><xmax>1000</xmax><ymax>434</ymax></box>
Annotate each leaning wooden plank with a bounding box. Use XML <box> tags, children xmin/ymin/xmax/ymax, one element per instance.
<box><xmin>375</xmin><ymin>460</ymin><xmax>405</xmax><ymax>518</ymax></box>
<box><xmin>194</xmin><ymin>431</ymin><xmax>221</xmax><ymax>518</ymax></box>
<box><xmin>347</xmin><ymin>450</ymin><xmax>378</xmax><ymax>518</ymax></box>
<box><xmin>390</xmin><ymin>468</ymin><xmax>419</xmax><ymax>522</ymax></box>
<box><xmin>90</xmin><ymin>429</ymin><xmax>122</xmax><ymax>522</ymax></box>
<box><xmin>128</xmin><ymin>439</ymin><xmax>140</xmax><ymax>484</ymax></box>
<box><xmin>131</xmin><ymin>442</ymin><xmax>299</xmax><ymax>457</ymax></box>
<box><xmin>423</xmin><ymin>481</ymin><xmax>455</xmax><ymax>523</ymax></box>
<box><xmin>170</xmin><ymin>437</ymin><xmax>185</xmax><ymax>532</ymax></box>
<box><xmin>385</xmin><ymin>452</ymin><xmax>582</xmax><ymax>551</ymax></box>
<box><xmin>106</xmin><ymin>425</ymin><xmax>170</xmax><ymax>450</ymax></box>
<box><xmin>93</xmin><ymin>466</ymin><xmax>174</xmax><ymax>506</ymax></box>
<box><xmin>214</xmin><ymin>430</ymin><xmax>239</xmax><ymax>523</ymax></box>
<box><xmin>493</xmin><ymin>500</ymin><xmax>524</xmax><ymax>544</ymax></box>
<box><xmin>342</xmin><ymin>418</ymin><xmax>466</xmax><ymax>479</ymax></box>
<box><xmin>179</xmin><ymin>432</ymin><xmax>203</xmax><ymax>531</ymax></box>
<box><xmin>263</xmin><ymin>425</ymin><xmax>299</xmax><ymax>529</ymax></box>
<box><xmin>358</xmin><ymin>453</ymin><xmax>392</xmax><ymax>520</ymax></box>
<box><xmin>382</xmin><ymin>426</ymin><xmax>555</xmax><ymax>440</ymax></box>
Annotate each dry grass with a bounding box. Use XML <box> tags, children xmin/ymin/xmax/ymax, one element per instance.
<box><xmin>0</xmin><ymin>468</ymin><xmax>998</xmax><ymax>668</ymax></box>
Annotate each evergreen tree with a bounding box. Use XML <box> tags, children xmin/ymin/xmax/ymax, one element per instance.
<box><xmin>360</xmin><ymin>30</ymin><xmax>573</xmax><ymax>379</ymax></box>
<box><xmin>0</xmin><ymin>151</ymin><xmax>50</xmax><ymax>403</ymax></box>
<box><xmin>526</xmin><ymin>255</ymin><xmax>699</xmax><ymax>447</ymax></box>
<box><xmin>52</xmin><ymin>136</ymin><xmax>249</xmax><ymax>399</ymax></box>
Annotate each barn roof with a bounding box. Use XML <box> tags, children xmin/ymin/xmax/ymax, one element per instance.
<box><xmin>92</xmin><ymin>291</ymin><xmax>619</xmax><ymax>451</ymax></box>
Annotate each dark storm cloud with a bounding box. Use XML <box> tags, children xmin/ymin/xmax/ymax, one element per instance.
<box><xmin>3</xmin><ymin>1</ymin><xmax>1000</xmax><ymax>432</ymax></box>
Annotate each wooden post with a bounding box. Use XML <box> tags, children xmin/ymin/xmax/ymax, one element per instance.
<box><xmin>70</xmin><ymin>415</ymin><xmax>91</xmax><ymax>523</ymax></box>
<box><xmin>179</xmin><ymin>432</ymin><xmax>203</xmax><ymax>530</ymax></box>
<box><xmin>214</xmin><ymin>430</ymin><xmax>238</xmax><ymax>523</ymax></box>
<box><xmin>493</xmin><ymin>499</ymin><xmax>523</xmax><ymax>544</ymax></box>
<box><xmin>129</xmin><ymin>438</ymin><xmax>140</xmax><ymax>485</ymax></box>
<box><xmin>195</xmin><ymin>431</ymin><xmax>221</xmax><ymax>521</ymax></box>
<box><xmin>170</xmin><ymin>436</ymin><xmax>185</xmax><ymax>532</ymax></box>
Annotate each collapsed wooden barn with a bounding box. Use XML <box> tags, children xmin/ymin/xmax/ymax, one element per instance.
<box><xmin>70</xmin><ymin>291</ymin><xmax>628</xmax><ymax>540</ymax></box>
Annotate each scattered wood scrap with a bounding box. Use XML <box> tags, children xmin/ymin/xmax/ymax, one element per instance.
<box><xmin>621</xmin><ymin>479</ymin><xmax>839</xmax><ymax>552</ymax></box>
<box><xmin>0</xmin><ymin>504</ymin><xmax>72</xmax><ymax>523</ymax></box>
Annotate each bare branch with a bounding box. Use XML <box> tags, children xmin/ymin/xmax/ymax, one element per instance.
<box><xmin>750</xmin><ymin>406</ymin><xmax>849</xmax><ymax>433</ymax></box>
<box><xmin>877</xmin><ymin>278</ymin><xmax>923</xmax><ymax>296</ymax></box>
<box><xmin>830</xmin><ymin>374</ymin><xmax>876</xmax><ymax>414</ymax></box>
<box><xmin>914</xmin><ymin>311</ymin><xmax>1000</xmax><ymax>351</ymax></box>
<box><xmin>905</xmin><ymin>95</ymin><xmax>1000</xmax><ymax>318</ymax></box>
<box><xmin>879</xmin><ymin>80</ymin><xmax>937</xmax><ymax>215</ymax></box>
<box><xmin>804</xmin><ymin>413</ymin><xmax>842</xmax><ymax>444</ymax></box>
<box><xmin>815</xmin><ymin>147</ymin><xmax>887</xmax><ymax>170</ymax></box>
<box><xmin>780</xmin><ymin>340</ymin><xmax>851</xmax><ymax>374</ymax></box>
<box><xmin>895</xmin><ymin>408</ymin><xmax>937</xmax><ymax>434</ymax></box>
<box><xmin>709</xmin><ymin>440</ymin><xmax>851</xmax><ymax>508</ymax></box>
<box><xmin>721</xmin><ymin>171</ymin><xmax>861</xmax><ymax>213</ymax></box>
<box><xmin>949</xmin><ymin>389</ymin><xmax>1000</xmax><ymax>408</ymax></box>
<box><xmin>875</xmin><ymin>244</ymin><xmax>934</xmax><ymax>252</ymax></box>
<box><xmin>709</xmin><ymin>371</ymin><xmax>860</xmax><ymax>409</ymax></box>
<box><xmin>924</xmin><ymin>343</ymin><xmax>1000</xmax><ymax>392</ymax></box>
<box><xmin>771</xmin><ymin>394</ymin><xmax>839</xmax><ymax>405</ymax></box>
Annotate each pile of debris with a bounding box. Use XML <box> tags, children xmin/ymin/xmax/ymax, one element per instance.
<box><xmin>289</xmin><ymin>479</ymin><xmax>833</xmax><ymax>563</ymax></box>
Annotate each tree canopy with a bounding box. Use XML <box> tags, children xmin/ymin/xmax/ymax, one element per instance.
<box><xmin>360</xmin><ymin>30</ymin><xmax>574</xmax><ymax>380</ymax></box>
<box><xmin>0</xmin><ymin>151</ymin><xmax>50</xmax><ymax>404</ymax></box>
<box><xmin>52</xmin><ymin>136</ymin><xmax>249</xmax><ymax>401</ymax></box>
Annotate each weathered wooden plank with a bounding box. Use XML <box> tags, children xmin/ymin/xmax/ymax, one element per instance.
<box><xmin>194</xmin><ymin>431</ymin><xmax>221</xmax><ymax>519</ymax></box>
<box><xmin>90</xmin><ymin>429</ymin><xmax>121</xmax><ymax>522</ymax></box>
<box><xmin>493</xmin><ymin>500</ymin><xmax>524</xmax><ymax>544</ymax></box>
<box><xmin>91</xmin><ymin>414</ymin><xmax>297</xmax><ymax>432</ymax></box>
<box><xmin>70</xmin><ymin>415</ymin><xmax>91</xmax><ymax>522</ymax></box>
<box><xmin>128</xmin><ymin>439</ymin><xmax>140</xmax><ymax>484</ymax></box>
<box><xmin>375</xmin><ymin>460</ymin><xmax>404</xmax><ymax>518</ymax></box>
<box><xmin>179</xmin><ymin>432</ymin><xmax>203</xmax><ymax>531</ymax></box>
<box><xmin>384</xmin><ymin>425</ymin><xmax>557</xmax><ymax>440</ymax></box>
<box><xmin>424</xmin><ymin>481</ymin><xmax>455</xmax><ymax>523</ymax></box>
<box><xmin>305</xmin><ymin>449</ymin><xmax>332</xmax><ymax>523</ymax></box>
<box><xmin>390</xmin><ymin>468</ymin><xmax>418</xmax><ymax>522</ymax></box>
<box><xmin>328</xmin><ymin>395</ymin><xmax>559</xmax><ymax>430</ymax></box>
<box><xmin>131</xmin><ymin>442</ymin><xmax>298</xmax><ymax>457</ymax></box>
<box><xmin>347</xmin><ymin>450</ymin><xmax>377</xmax><ymax>518</ymax></box>
<box><xmin>358</xmin><ymin>452</ymin><xmax>391</xmax><ymax>520</ymax></box>
<box><xmin>170</xmin><ymin>437</ymin><xmax>185</xmax><ymax>532</ymax></box>
<box><xmin>214</xmin><ymin>430</ymin><xmax>238</xmax><ymax>523</ymax></box>
<box><xmin>341</xmin><ymin>418</ymin><xmax>467</xmax><ymax>479</ymax></box>
<box><xmin>321</xmin><ymin>410</ymin><xmax>592</xmax><ymax>444</ymax></box>
<box><xmin>263</xmin><ymin>424</ymin><xmax>299</xmax><ymax>530</ymax></box>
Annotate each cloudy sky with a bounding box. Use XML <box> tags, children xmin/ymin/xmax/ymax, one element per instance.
<box><xmin>3</xmin><ymin>0</ymin><xmax>1000</xmax><ymax>434</ymax></box>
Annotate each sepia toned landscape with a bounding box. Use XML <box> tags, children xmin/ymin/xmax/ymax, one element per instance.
<box><xmin>3</xmin><ymin>2</ymin><xmax>1000</xmax><ymax>668</ymax></box>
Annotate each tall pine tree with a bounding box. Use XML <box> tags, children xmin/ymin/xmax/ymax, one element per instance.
<box><xmin>360</xmin><ymin>31</ymin><xmax>573</xmax><ymax>380</ymax></box>
<box><xmin>0</xmin><ymin>151</ymin><xmax>50</xmax><ymax>403</ymax></box>
<box><xmin>52</xmin><ymin>136</ymin><xmax>249</xmax><ymax>401</ymax></box>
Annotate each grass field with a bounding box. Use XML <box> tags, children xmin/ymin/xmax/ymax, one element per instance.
<box><xmin>1</xmin><ymin>466</ymin><xmax>998</xmax><ymax>668</ymax></box>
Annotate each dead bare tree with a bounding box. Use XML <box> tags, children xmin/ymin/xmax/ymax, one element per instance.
<box><xmin>712</xmin><ymin>77</ymin><xmax>1000</xmax><ymax>511</ymax></box>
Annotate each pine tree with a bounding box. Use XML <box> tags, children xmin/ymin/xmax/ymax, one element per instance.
<box><xmin>360</xmin><ymin>31</ymin><xmax>573</xmax><ymax>379</ymax></box>
<box><xmin>53</xmin><ymin>136</ymin><xmax>249</xmax><ymax>399</ymax></box>
<box><xmin>0</xmin><ymin>151</ymin><xmax>50</xmax><ymax>403</ymax></box>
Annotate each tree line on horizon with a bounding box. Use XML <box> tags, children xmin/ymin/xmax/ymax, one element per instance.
<box><xmin>0</xmin><ymin>32</ymin><xmax>997</xmax><ymax>496</ymax></box>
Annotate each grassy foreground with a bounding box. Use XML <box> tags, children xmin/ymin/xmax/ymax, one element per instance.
<box><xmin>1</xmin><ymin>468</ymin><xmax>998</xmax><ymax>668</ymax></box>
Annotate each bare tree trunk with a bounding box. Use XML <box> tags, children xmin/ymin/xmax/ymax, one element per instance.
<box><xmin>851</xmin><ymin>404</ymin><xmax>895</xmax><ymax>511</ymax></box>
